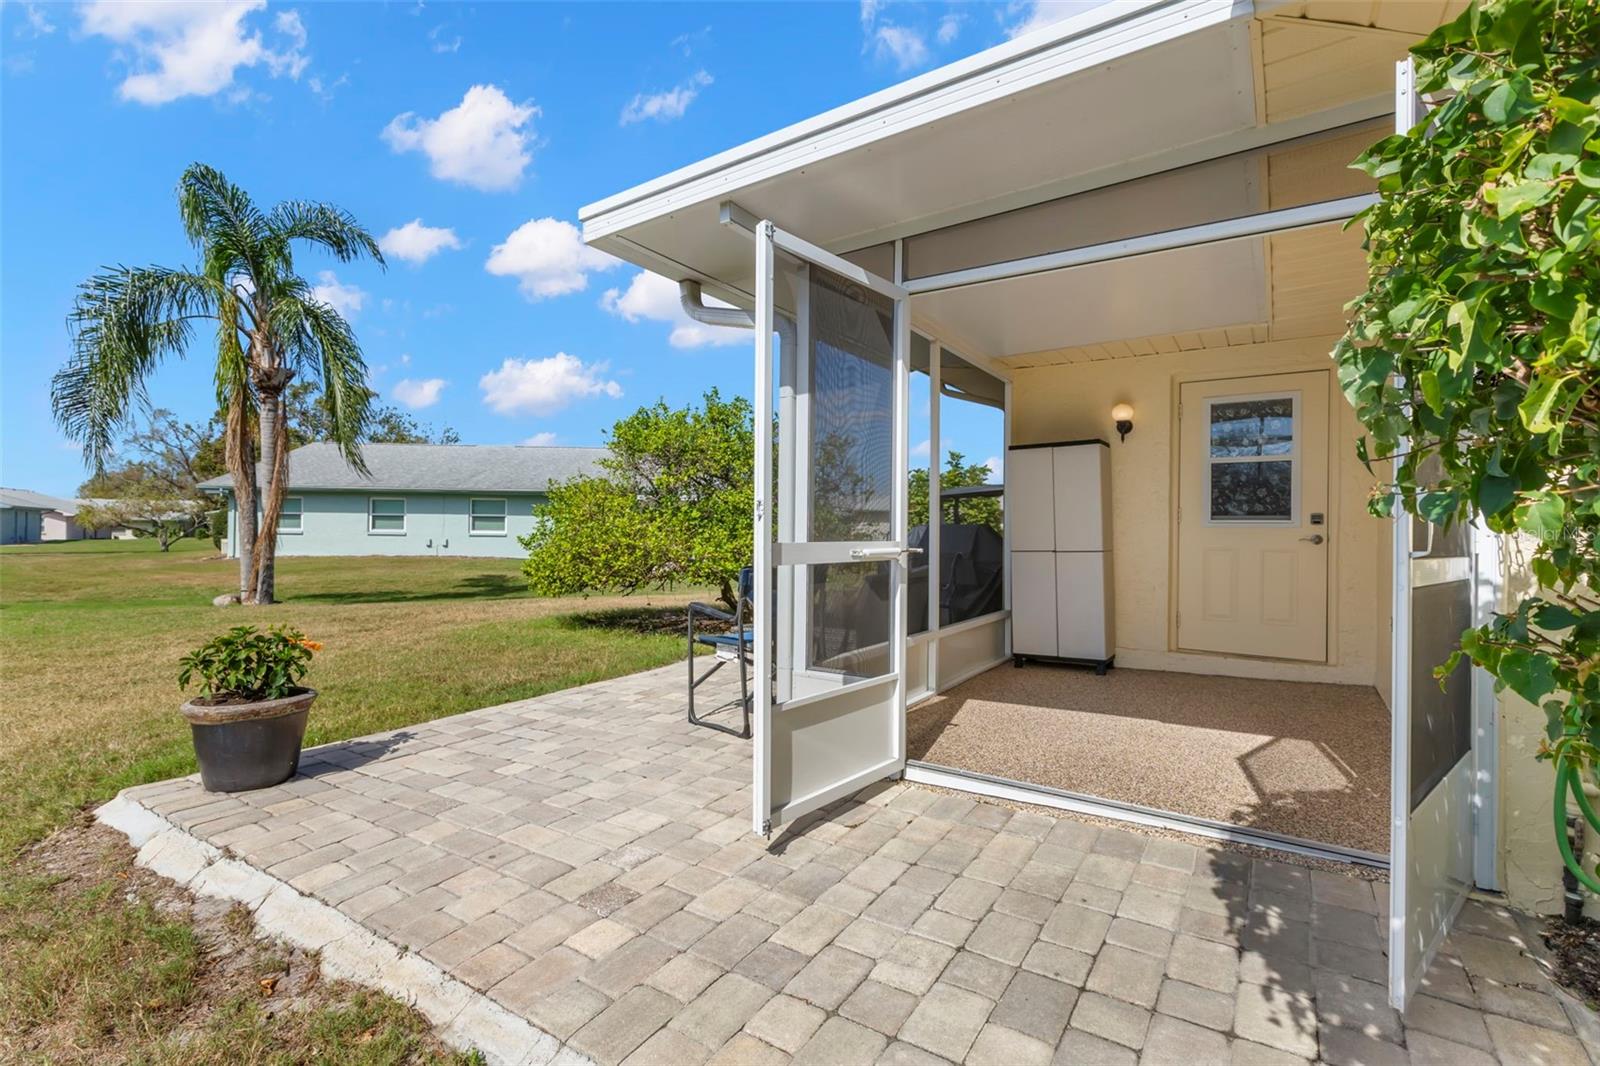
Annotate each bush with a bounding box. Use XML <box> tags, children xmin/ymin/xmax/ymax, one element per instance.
<box><xmin>178</xmin><ymin>626</ymin><xmax>321</xmax><ymax>702</ymax></box>
<box><xmin>1336</xmin><ymin>0</ymin><xmax>1599</xmax><ymax>883</ymax></box>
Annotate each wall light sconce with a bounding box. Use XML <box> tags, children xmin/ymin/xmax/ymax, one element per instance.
<box><xmin>1111</xmin><ymin>402</ymin><xmax>1134</xmax><ymax>442</ymax></box>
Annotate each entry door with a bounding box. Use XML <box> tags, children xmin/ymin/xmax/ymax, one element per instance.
<box><xmin>1177</xmin><ymin>371</ymin><xmax>1330</xmax><ymax>661</ymax></box>
<box><xmin>1388</xmin><ymin>465</ymin><xmax>1476</xmax><ymax>1009</ymax></box>
<box><xmin>752</xmin><ymin>222</ymin><xmax>912</xmax><ymax>836</ymax></box>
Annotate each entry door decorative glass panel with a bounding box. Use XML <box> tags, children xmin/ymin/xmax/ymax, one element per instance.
<box><xmin>1205</xmin><ymin>393</ymin><xmax>1299</xmax><ymax>523</ymax></box>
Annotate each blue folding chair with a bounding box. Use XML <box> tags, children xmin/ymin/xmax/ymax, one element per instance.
<box><xmin>686</xmin><ymin>566</ymin><xmax>753</xmax><ymax>738</ymax></box>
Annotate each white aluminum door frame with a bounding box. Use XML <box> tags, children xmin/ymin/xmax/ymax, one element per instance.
<box><xmin>752</xmin><ymin>221</ymin><xmax>912</xmax><ymax>836</ymax></box>
<box><xmin>1387</xmin><ymin>56</ymin><xmax>1491</xmax><ymax>1011</ymax></box>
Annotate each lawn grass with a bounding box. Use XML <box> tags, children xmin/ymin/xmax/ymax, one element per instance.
<box><xmin>0</xmin><ymin>538</ymin><xmax>704</xmax><ymax>857</ymax></box>
<box><xmin>1</xmin><ymin>538</ymin><xmax>705</xmax><ymax>1059</ymax></box>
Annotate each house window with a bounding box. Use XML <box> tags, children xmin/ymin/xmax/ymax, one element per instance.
<box><xmin>279</xmin><ymin>496</ymin><xmax>303</xmax><ymax>533</ymax></box>
<box><xmin>1206</xmin><ymin>394</ymin><xmax>1297</xmax><ymax>523</ymax></box>
<box><xmin>470</xmin><ymin>498</ymin><xmax>507</xmax><ymax>535</ymax></box>
<box><xmin>368</xmin><ymin>497</ymin><xmax>406</xmax><ymax>534</ymax></box>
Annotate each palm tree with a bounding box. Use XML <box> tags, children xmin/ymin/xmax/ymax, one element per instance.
<box><xmin>53</xmin><ymin>164</ymin><xmax>383</xmax><ymax>604</ymax></box>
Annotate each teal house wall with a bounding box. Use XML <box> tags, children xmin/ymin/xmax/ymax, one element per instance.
<box><xmin>221</xmin><ymin>491</ymin><xmax>545</xmax><ymax>559</ymax></box>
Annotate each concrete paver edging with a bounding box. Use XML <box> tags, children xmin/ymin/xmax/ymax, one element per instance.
<box><xmin>95</xmin><ymin>791</ymin><xmax>586</xmax><ymax>1066</ymax></box>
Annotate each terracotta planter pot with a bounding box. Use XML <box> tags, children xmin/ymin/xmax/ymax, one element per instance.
<box><xmin>181</xmin><ymin>688</ymin><xmax>316</xmax><ymax>793</ymax></box>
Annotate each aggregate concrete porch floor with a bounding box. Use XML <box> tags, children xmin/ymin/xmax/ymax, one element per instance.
<box><xmin>118</xmin><ymin>665</ymin><xmax>1595</xmax><ymax>1066</ymax></box>
<box><xmin>907</xmin><ymin>666</ymin><xmax>1390</xmax><ymax>854</ymax></box>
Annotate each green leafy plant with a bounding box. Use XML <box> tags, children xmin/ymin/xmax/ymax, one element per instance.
<box><xmin>178</xmin><ymin>626</ymin><xmax>321</xmax><ymax>703</ymax></box>
<box><xmin>522</xmin><ymin>390</ymin><xmax>754</xmax><ymax>612</ymax></box>
<box><xmin>1335</xmin><ymin>0</ymin><xmax>1599</xmax><ymax>885</ymax></box>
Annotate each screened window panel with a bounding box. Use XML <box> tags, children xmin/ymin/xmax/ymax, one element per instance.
<box><xmin>808</xmin><ymin>559</ymin><xmax>892</xmax><ymax>681</ymax></box>
<box><xmin>807</xmin><ymin>265</ymin><xmax>895</xmax><ymax>543</ymax></box>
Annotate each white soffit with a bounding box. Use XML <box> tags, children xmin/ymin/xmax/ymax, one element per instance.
<box><xmin>910</xmin><ymin>238</ymin><xmax>1270</xmax><ymax>359</ymax></box>
<box><xmin>582</xmin><ymin>0</ymin><xmax>1256</xmax><ymax>292</ymax></box>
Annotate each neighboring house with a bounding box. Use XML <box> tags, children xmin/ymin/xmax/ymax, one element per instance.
<box><xmin>0</xmin><ymin>488</ymin><xmax>51</xmax><ymax>544</ymax></box>
<box><xmin>42</xmin><ymin>497</ymin><xmax>119</xmax><ymax>541</ymax></box>
<box><xmin>580</xmin><ymin>0</ymin><xmax>1516</xmax><ymax>1010</ymax></box>
<box><xmin>198</xmin><ymin>442</ymin><xmax>607</xmax><ymax>560</ymax></box>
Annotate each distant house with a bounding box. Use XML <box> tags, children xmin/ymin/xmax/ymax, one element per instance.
<box><xmin>198</xmin><ymin>442</ymin><xmax>608</xmax><ymax>559</ymax></box>
<box><xmin>0</xmin><ymin>488</ymin><xmax>50</xmax><ymax>544</ymax></box>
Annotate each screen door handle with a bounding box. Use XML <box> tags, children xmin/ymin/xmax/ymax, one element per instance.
<box><xmin>849</xmin><ymin>546</ymin><xmax>923</xmax><ymax>560</ymax></box>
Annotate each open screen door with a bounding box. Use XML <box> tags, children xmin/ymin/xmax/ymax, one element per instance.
<box><xmin>752</xmin><ymin>222</ymin><xmax>912</xmax><ymax>836</ymax></box>
<box><xmin>1387</xmin><ymin>58</ymin><xmax>1479</xmax><ymax>1012</ymax></box>
<box><xmin>1389</xmin><ymin>472</ymin><xmax>1477</xmax><ymax>1009</ymax></box>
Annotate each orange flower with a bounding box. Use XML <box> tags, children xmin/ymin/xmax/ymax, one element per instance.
<box><xmin>297</xmin><ymin>638</ymin><xmax>324</xmax><ymax>652</ymax></box>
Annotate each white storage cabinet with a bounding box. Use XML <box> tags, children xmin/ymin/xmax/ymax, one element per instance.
<box><xmin>1008</xmin><ymin>440</ymin><xmax>1115</xmax><ymax>673</ymax></box>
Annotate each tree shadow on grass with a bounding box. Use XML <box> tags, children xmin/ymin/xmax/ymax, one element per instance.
<box><xmin>285</xmin><ymin>573</ymin><xmax>527</xmax><ymax>605</ymax></box>
<box><xmin>560</xmin><ymin>604</ymin><xmax>734</xmax><ymax>636</ymax></box>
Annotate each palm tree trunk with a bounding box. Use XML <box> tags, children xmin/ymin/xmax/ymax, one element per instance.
<box><xmin>252</xmin><ymin>368</ymin><xmax>293</xmax><ymax>606</ymax></box>
<box><xmin>225</xmin><ymin>392</ymin><xmax>258</xmax><ymax>602</ymax></box>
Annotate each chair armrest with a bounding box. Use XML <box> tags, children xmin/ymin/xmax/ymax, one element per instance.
<box><xmin>688</xmin><ymin>601</ymin><xmax>737</xmax><ymax>624</ymax></box>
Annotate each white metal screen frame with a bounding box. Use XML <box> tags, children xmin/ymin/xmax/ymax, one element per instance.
<box><xmin>752</xmin><ymin>221</ymin><xmax>913</xmax><ymax>836</ymax></box>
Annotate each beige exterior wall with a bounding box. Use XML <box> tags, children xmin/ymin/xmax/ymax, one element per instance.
<box><xmin>1009</xmin><ymin>335</ymin><xmax>1388</xmax><ymax>691</ymax></box>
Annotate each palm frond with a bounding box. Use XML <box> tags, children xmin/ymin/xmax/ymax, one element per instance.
<box><xmin>267</xmin><ymin>200</ymin><xmax>386</xmax><ymax>269</ymax></box>
<box><xmin>178</xmin><ymin>164</ymin><xmax>269</xmax><ymax>288</ymax></box>
<box><xmin>270</xmin><ymin>294</ymin><xmax>374</xmax><ymax>474</ymax></box>
<box><xmin>55</xmin><ymin>266</ymin><xmax>222</xmax><ymax>470</ymax></box>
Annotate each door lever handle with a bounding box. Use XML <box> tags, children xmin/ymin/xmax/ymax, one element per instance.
<box><xmin>1300</xmin><ymin>534</ymin><xmax>1325</xmax><ymax>545</ymax></box>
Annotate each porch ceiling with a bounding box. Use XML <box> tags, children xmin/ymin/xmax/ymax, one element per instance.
<box><xmin>581</xmin><ymin>1</ymin><xmax>1447</xmax><ymax>340</ymax></box>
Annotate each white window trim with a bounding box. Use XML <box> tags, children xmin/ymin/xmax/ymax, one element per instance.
<box><xmin>279</xmin><ymin>495</ymin><xmax>304</xmax><ymax>535</ymax></box>
<box><xmin>368</xmin><ymin>496</ymin><xmax>407</xmax><ymax>535</ymax></box>
<box><xmin>469</xmin><ymin>497</ymin><xmax>508</xmax><ymax>537</ymax></box>
<box><xmin>1202</xmin><ymin>390</ymin><xmax>1302</xmax><ymax>528</ymax></box>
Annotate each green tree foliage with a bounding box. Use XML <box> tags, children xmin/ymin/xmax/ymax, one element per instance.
<box><xmin>522</xmin><ymin>390</ymin><xmax>754</xmax><ymax>610</ymax></box>
<box><xmin>77</xmin><ymin>407</ymin><xmax>226</xmax><ymax>499</ymax></box>
<box><xmin>1335</xmin><ymin>0</ymin><xmax>1599</xmax><ymax>882</ymax></box>
<box><xmin>910</xmin><ymin>451</ymin><xmax>1003</xmax><ymax>533</ymax></box>
<box><xmin>283</xmin><ymin>380</ymin><xmax>460</xmax><ymax>447</ymax></box>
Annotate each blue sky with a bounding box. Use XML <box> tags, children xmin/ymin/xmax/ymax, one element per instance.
<box><xmin>1</xmin><ymin>0</ymin><xmax>1087</xmax><ymax>497</ymax></box>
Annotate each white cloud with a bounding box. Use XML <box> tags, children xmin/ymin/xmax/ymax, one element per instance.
<box><xmin>79</xmin><ymin>0</ymin><xmax>309</xmax><ymax>105</ymax></box>
<box><xmin>620</xmin><ymin>70</ymin><xmax>712</xmax><ymax>126</ymax></box>
<box><xmin>428</xmin><ymin>23</ymin><xmax>460</xmax><ymax>53</ymax></box>
<box><xmin>522</xmin><ymin>431</ymin><xmax>559</xmax><ymax>446</ymax></box>
<box><xmin>600</xmin><ymin>271</ymin><xmax>749</xmax><ymax>349</ymax></box>
<box><xmin>911</xmin><ymin>438</ymin><xmax>931</xmax><ymax>459</ymax></box>
<box><xmin>859</xmin><ymin>0</ymin><xmax>882</xmax><ymax>28</ymax></box>
<box><xmin>383</xmin><ymin>84</ymin><xmax>537</xmax><ymax>192</ymax></box>
<box><xmin>485</xmin><ymin>218</ymin><xmax>618</xmax><ymax>300</ymax></box>
<box><xmin>19</xmin><ymin>4</ymin><xmax>55</xmax><ymax>37</ymax></box>
<box><xmin>1003</xmin><ymin>1</ymin><xmax>1104</xmax><ymax>39</ymax></box>
<box><xmin>379</xmin><ymin>219</ymin><xmax>463</xmax><ymax>265</ymax></box>
<box><xmin>984</xmin><ymin>455</ymin><xmax>1004</xmax><ymax>480</ymax></box>
<box><xmin>479</xmin><ymin>353</ymin><xmax>622</xmax><ymax>416</ymax></box>
<box><xmin>937</xmin><ymin>13</ymin><xmax>962</xmax><ymax>45</ymax></box>
<box><xmin>311</xmin><ymin>270</ymin><xmax>366</xmax><ymax>318</ymax></box>
<box><xmin>392</xmin><ymin>377</ymin><xmax>447</xmax><ymax>409</ymax></box>
<box><xmin>872</xmin><ymin>24</ymin><xmax>929</xmax><ymax>71</ymax></box>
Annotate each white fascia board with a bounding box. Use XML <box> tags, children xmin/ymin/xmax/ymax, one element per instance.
<box><xmin>580</xmin><ymin>0</ymin><xmax>1245</xmax><ymax>243</ymax></box>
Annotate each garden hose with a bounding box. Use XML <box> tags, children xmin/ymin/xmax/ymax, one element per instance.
<box><xmin>1554</xmin><ymin>753</ymin><xmax>1600</xmax><ymax>896</ymax></box>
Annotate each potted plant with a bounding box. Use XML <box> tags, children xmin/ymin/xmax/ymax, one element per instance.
<box><xmin>179</xmin><ymin>625</ymin><xmax>322</xmax><ymax>792</ymax></box>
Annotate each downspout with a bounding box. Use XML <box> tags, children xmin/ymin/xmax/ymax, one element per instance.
<box><xmin>679</xmin><ymin>280</ymin><xmax>797</xmax><ymax>351</ymax></box>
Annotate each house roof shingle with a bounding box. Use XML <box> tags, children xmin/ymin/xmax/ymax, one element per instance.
<box><xmin>196</xmin><ymin>442</ymin><xmax>609</xmax><ymax>494</ymax></box>
<box><xmin>0</xmin><ymin>488</ymin><xmax>81</xmax><ymax>512</ymax></box>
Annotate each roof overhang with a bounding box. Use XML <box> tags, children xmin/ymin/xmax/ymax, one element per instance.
<box><xmin>583</xmin><ymin>0</ymin><xmax>1437</xmax><ymax>360</ymax></box>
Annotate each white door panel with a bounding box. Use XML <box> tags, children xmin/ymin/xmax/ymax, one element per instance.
<box><xmin>1008</xmin><ymin>447</ymin><xmax>1056</xmax><ymax>551</ymax></box>
<box><xmin>1010</xmin><ymin>551</ymin><xmax>1057</xmax><ymax>657</ymax></box>
<box><xmin>753</xmin><ymin>222</ymin><xmax>910</xmax><ymax>836</ymax></box>
<box><xmin>1053</xmin><ymin>445</ymin><xmax>1109</xmax><ymax>551</ymax></box>
<box><xmin>1057</xmin><ymin>552</ymin><xmax>1111</xmax><ymax>661</ymax></box>
<box><xmin>1176</xmin><ymin>370</ymin><xmax>1330</xmax><ymax>662</ymax></box>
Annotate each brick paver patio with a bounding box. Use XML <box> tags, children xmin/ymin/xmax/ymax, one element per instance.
<box><xmin>119</xmin><ymin>664</ymin><xmax>1598</xmax><ymax>1065</ymax></box>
